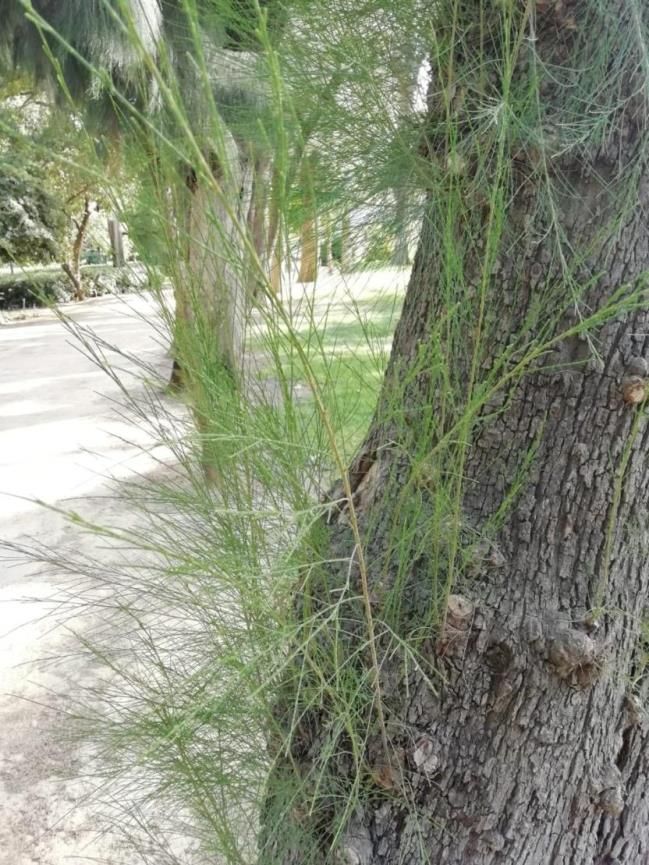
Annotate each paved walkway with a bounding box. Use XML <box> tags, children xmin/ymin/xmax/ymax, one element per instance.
<box><xmin>0</xmin><ymin>293</ymin><xmax>188</xmax><ymax>865</ymax></box>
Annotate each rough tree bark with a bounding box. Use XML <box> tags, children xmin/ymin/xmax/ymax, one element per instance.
<box><xmin>263</xmin><ymin>2</ymin><xmax>649</xmax><ymax>863</ymax></box>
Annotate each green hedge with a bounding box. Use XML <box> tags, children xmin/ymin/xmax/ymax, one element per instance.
<box><xmin>0</xmin><ymin>265</ymin><xmax>148</xmax><ymax>310</ymax></box>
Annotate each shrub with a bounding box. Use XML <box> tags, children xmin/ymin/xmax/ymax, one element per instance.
<box><xmin>0</xmin><ymin>265</ymin><xmax>150</xmax><ymax>309</ymax></box>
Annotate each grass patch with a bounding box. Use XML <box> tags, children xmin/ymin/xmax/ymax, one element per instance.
<box><xmin>257</xmin><ymin>289</ymin><xmax>404</xmax><ymax>459</ymax></box>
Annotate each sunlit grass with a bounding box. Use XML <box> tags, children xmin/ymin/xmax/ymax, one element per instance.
<box><xmin>254</xmin><ymin>288</ymin><xmax>404</xmax><ymax>458</ymax></box>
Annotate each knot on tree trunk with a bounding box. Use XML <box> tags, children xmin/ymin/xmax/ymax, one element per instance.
<box><xmin>623</xmin><ymin>692</ymin><xmax>644</xmax><ymax>727</ymax></box>
<box><xmin>436</xmin><ymin>594</ymin><xmax>475</xmax><ymax>657</ymax></box>
<box><xmin>339</xmin><ymin>818</ymin><xmax>373</xmax><ymax>865</ymax></box>
<box><xmin>544</xmin><ymin>623</ymin><xmax>604</xmax><ymax>685</ymax></box>
<box><xmin>621</xmin><ymin>375</ymin><xmax>648</xmax><ymax>405</ymax></box>
<box><xmin>410</xmin><ymin>734</ymin><xmax>441</xmax><ymax>779</ymax></box>
<box><xmin>465</xmin><ymin>537</ymin><xmax>507</xmax><ymax>576</ymax></box>
<box><xmin>594</xmin><ymin>765</ymin><xmax>625</xmax><ymax>817</ymax></box>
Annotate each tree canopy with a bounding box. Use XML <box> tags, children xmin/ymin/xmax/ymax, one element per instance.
<box><xmin>0</xmin><ymin>160</ymin><xmax>66</xmax><ymax>263</ymax></box>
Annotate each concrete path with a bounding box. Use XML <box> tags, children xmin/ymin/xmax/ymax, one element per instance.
<box><xmin>0</xmin><ymin>293</ymin><xmax>187</xmax><ymax>865</ymax></box>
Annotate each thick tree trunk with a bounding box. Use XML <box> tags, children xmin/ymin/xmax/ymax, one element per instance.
<box><xmin>262</xmin><ymin>2</ymin><xmax>649</xmax><ymax>862</ymax></box>
<box><xmin>312</xmin><ymin>220</ymin><xmax>649</xmax><ymax>865</ymax></box>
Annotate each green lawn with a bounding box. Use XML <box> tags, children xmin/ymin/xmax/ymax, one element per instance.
<box><xmin>257</xmin><ymin>289</ymin><xmax>404</xmax><ymax>460</ymax></box>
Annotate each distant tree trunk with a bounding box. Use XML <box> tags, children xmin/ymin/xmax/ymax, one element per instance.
<box><xmin>170</xmin><ymin>145</ymin><xmax>270</xmax><ymax>393</ymax></box>
<box><xmin>323</xmin><ymin>222</ymin><xmax>334</xmax><ymax>274</ymax></box>
<box><xmin>171</xmin><ymin>149</ymin><xmax>246</xmax><ymax>377</ymax></box>
<box><xmin>339</xmin><ymin>210</ymin><xmax>351</xmax><ymax>272</ymax></box>
<box><xmin>62</xmin><ymin>197</ymin><xmax>92</xmax><ymax>301</ymax></box>
<box><xmin>247</xmin><ymin>153</ymin><xmax>271</xmax><ymax>293</ymax></box>
<box><xmin>298</xmin><ymin>150</ymin><xmax>319</xmax><ymax>283</ymax></box>
<box><xmin>172</xmin><ymin>139</ymin><xmax>254</xmax><ymax>479</ymax></box>
<box><xmin>107</xmin><ymin>216</ymin><xmax>125</xmax><ymax>267</ymax></box>
<box><xmin>298</xmin><ymin>217</ymin><xmax>317</xmax><ymax>283</ymax></box>
<box><xmin>266</xmin><ymin>165</ymin><xmax>284</xmax><ymax>296</ymax></box>
<box><xmin>185</xmin><ymin>174</ymin><xmax>249</xmax><ymax>373</ymax></box>
<box><xmin>270</xmin><ymin>246</ymin><xmax>282</xmax><ymax>295</ymax></box>
<box><xmin>261</xmin><ymin>2</ymin><xmax>649</xmax><ymax>862</ymax></box>
<box><xmin>320</xmin><ymin>215</ymin><xmax>336</xmax><ymax>274</ymax></box>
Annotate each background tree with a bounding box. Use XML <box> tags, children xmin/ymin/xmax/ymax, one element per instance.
<box><xmin>60</xmin><ymin>195</ymin><xmax>97</xmax><ymax>299</ymax></box>
<box><xmin>278</xmin><ymin>1</ymin><xmax>429</xmax><ymax>281</ymax></box>
<box><xmin>1</xmin><ymin>86</ymin><xmax>130</xmax><ymax>297</ymax></box>
<box><xmin>0</xmin><ymin>0</ymin><xmax>284</xmax><ymax>386</ymax></box>
<box><xmin>0</xmin><ymin>161</ymin><xmax>66</xmax><ymax>265</ymax></box>
<box><xmin>35</xmin><ymin>112</ymin><xmax>112</xmax><ymax>297</ymax></box>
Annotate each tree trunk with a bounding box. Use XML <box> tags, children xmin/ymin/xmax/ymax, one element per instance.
<box><xmin>172</xmin><ymin>140</ymin><xmax>254</xmax><ymax>478</ymax></box>
<box><xmin>170</xmin><ymin>137</ymin><xmax>258</xmax><ymax>394</ymax></box>
<box><xmin>62</xmin><ymin>197</ymin><xmax>92</xmax><ymax>301</ymax></box>
<box><xmin>266</xmin><ymin>164</ymin><xmax>284</xmax><ymax>295</ymax></box>
<box><xmin>262</xmin><ymin>3</ymin><xmax>649</xmax><ymax>862</ymax></box>
<box><xmin>324</xmin><ymin>222</ymin><xmax>334</xmax><ymax>274</ymax></box>
<box><xmin>107</xmin><ymin>216</ymin><xmax>125</xmax><ymax>267</ymax></box>
<box><xmin>298</xmin><ymin>217</ymin><xmax>317</xmax><ymax>283</ymax></box>
<box><xmin>247</xmin><ymin>153</ymin><xmax>271</xmax><ymax>293</ymax></box>
<box><xmin>298</xmin><ymin>150</ymin><xmax>319</xmax><ymax>283</ymax></box>
<box><xmin>270</xmin><ymin>246</ymin><xmax>282</xmax><ymax>295</ymax></box>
